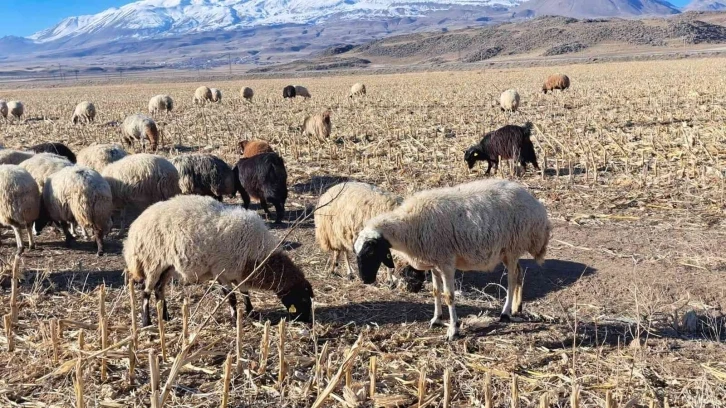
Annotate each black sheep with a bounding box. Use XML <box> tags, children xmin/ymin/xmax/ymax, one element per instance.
<box><xmin>29</xmin><ymin>142</ymin><xmax>76</xmax><ymax>163</ymax></box>
<box><xmin>233</xmin><ymin>152</ymin><xmax>288</xmax><ymax>224</ymax></box>
<box><xmin>464</xmin><ymin>122</ymin><xmax>539</xmax><ymax>175</ymax></box>
<box><xmin>171</xmin><ymin>154</ymin><xmax>236</xmax><ymax>202</ymax></box>
<box><xmin>283</xmin><ymin>85</ymin><xmax>296</xmax><ymax>99</ymax></box>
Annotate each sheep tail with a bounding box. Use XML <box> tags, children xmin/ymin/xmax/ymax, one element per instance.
<box><xmin>533</xmin><ymin>220</ymin><xmax>552</xmax><ymax>266</ymax></box>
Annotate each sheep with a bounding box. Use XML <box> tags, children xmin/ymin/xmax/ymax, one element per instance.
<box><xmin>19</xmin><ymin>153</ymin><xmax>73</xmax><ymax>193</ymax></box>
<box><xmin>7</xmin><ymin>101</ymin><xmax>23</xmax><ymax>119</ymax></box>
<box><xmin>76</xmin><ymin>144</ymin><xmax>128</xmax><ymax>172</ymax></box>
<box><xmin>0</xmin><ymin>165</ymin><xmax>40</xmax><ymax>254</ymax></box>
<box><xmin>241</xmin><ymin>87</ymin><xmax>254</xmax><ymax>101</ymax></box>
<box><xmin>302</xmin><ymin>110</ymin><xmax>332</xmax><ymax>141</ymax></box>
<box><xmin>148</xmin><ymin>95</ymin><xmax>173</xmax><ymax>114</ymax></box>
<box><xmin>35</xmin><ymin>166</ymin><xmax>113</xmax><ymax>256</ymax></box>
<box><xmin>0</xmin><ymin>149</ymin><xmax>34</xmax><ymax>165</ymax></box>
<box><xmin>500</xmin><ymin>89</ymin><xmax>520</xmax><ymax>112</ymax></box>
<box><xmin>294</xmin><ymin>85</ymin><xmax>311</xmax><ymax>99</ymax></box>
<box><xmin>349</xmin><ymin>83</ymin><xmax>366</xmax><ymax>98</ymax></box>
<box><xmin>232</xmin><ymin>152</ymin><xmax>287</xmax><ymax>224</ymax></box>
<box><xmin>238</xmin><ymin>140</ymin><xmax>273</xmax><ymax>158</ymax></box>
<box><xmin>121</xmin><ymin>114</ymin><xmax>160</xmax><ymax>151</ymax></box>
<box><xmin>29</xmin><ymin>142</ymin><xmax>76</xmax><ymax>163</ymax></box>
<box><xmin>0</xmin><ymin>100</ymin><xmax>7</xmax><ymax>119</ymax></box>
<box><xmin>171</xmin><ymin>154</ymin><xmax>236</xmax><ymax>201</ymax></box>
<box><xmin>71</xmin><ymin>101</ymin><xmax>96</xmax><ymax>124</ymax></box>
<box><xmin>193</xmin><ymin>86</ymin><xmax>213</xmax><ymax>104</ymax></box>
<box><xmin>542</xmin><ymin>74</ymin><xmax>570</xmax><ymax>94</ymax></box>
<box><xmin>124</xmin><ymin>195</ymin><xmax>314</xmax><ymax>327</ymax></box>
<box><xmin>464</xmin><ymin>122</ymin><xmax>539</xmax><ymax>175</ymax></box>
<box><xmin>283</xmin><ymin>85</ymin><xmax>296</xmax><ymax>99</ymax></box>
<box><xmin>210</xmin><ymin>88</ymin><xmax>222</xmax><ymax>103</ymax></box>
<box><xmin>354</xmin><ymin>179</ymin><xmax>551</xmax><ymax>340</ymax></box>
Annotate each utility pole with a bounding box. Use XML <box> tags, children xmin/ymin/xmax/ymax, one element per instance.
<box><xmin>228</xmin><ymin>53</ymin><xmax>232</xmax><ymax>75</ymax></box>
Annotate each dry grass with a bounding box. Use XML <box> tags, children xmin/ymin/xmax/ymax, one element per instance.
<box><xmin>0</xmin><ymin>57</ymin><xmax>725</xmax><ymax>407</ymax></box>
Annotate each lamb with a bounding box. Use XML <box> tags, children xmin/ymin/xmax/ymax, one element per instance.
<box><xmin>283</xmin><ymin>85</ymin><xmax>296</xmax><ymax>99</ymax></box>
<box><xmin>294</xmin><ymin>85</ymin><xmax>311</xmax><ymax>99</ymax></box>
<box><xmin>464</xmin><ymin>122</ymin><xmax>539</xmax><ymax>175</ymax></box>
<box><xmin>76</xmin><ymin>144</ymin><xmax>128</xmax><ymax>172</ymax></box>
<box><xmin>29</xmin><ymin>142</ymin><xmax>76</xmax><ymax>163</ymax></box>
<box><xmin>542</xmin><ymin>74</ymin><xmax>570</xmax><ymax>94</ymax></box>
<box><xmin>19</xmin><ymin>153</ymin><xmax>73</xmax><ymax>193</ymax></box>
<box><xmin>0</xmin><ymin>100</ymin><xmax>8</xmax><ymax>119</ymax></box>
<box><xmin>233</xmin><ymin>152</ymin><xmax>287</xmax><ymax>224</ymax></box>
<box><xmin>171</xmin><ymin>154</ymin><xmax>236</xmax><ymax>201</ymax></box>
<box><xmin>354</xmin><ymin>179</ymin><xmax>551</xmax><ymax>340</ymax></box>
<box><xmin>238</xmin><ymin>140</ymin><xmax>273</xmax><ymax>158</ymax></box>
<box><xmin>500</xmin><ymin>89</ymin><xmax>520</xmax><ymax>112</ymax></box>
<box><xmin>0</xmin><ymin>165</ymin><xmax>40</xmax><ymax>254</ymax></box>
<box><xmin>124</xmin><ymin>195</ymin><xmax>314</xmax><ymax>327</ymax></box>
<box><xmin>71</xmin><ymin>101</ymin><xmax>96</xmax><ymax>124</ymax></box>
<box><xmin>121</xmin><ymin>114</ymin><xmax>160</xmax><ymax>151</ymax></box>
<box><xmin>7</xmin><ymin>101</ymin><xmax>24</xmax><ymax>119</ymax></box>
<box><xmin>0</xmin><ymin>149</ymin><xmax>34</xmax><ymax>165</ymax></box>
<box><xmin>193</xmin><ymin>86</ymin><xmax>213</xmax><ymax>104</ymax></box>
<box><xmin>148</xmin><ymin>95</ymin><xmax>173</xmax><ymax>114</ymax></box>
<box><xmin>302</xmin><ymin>110</ymin><xmax>331</xmax><ymax>141</ymax></box>
<box><xmin>349</xmin><ymin>83</ymin><xmax>366</xmax><ymax>98</ymax></box>
<box><xmin>241</xmin><ymin>87</ymin><xmax>254</xmax><ymax>101</ymax></box>
<box><xmin>35</xmin><ymin>166</ymin><xmax>113</xmax><ymax>256</ymax></box>
<box><xmin>210</xmin><ymin>88</ymin><xmax>222</xmax><ymax>102</ymax></box>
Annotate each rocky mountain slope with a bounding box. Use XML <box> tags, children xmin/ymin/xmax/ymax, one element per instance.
<box><xmin>685</xmin><ymin>0</ymin><xmax>726</xmax><ymax>11</ymax></box>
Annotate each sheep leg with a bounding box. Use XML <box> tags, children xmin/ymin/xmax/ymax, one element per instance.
<box><xmin>440</xmin><ymin>266</ymin><xmax>459</xmax><ymax>341</ymax></box>
<box><xmin>116</xmin><ymin>208</ymin><xmax>127</xmax><ymax>238</ymax></box>
<box><xmin>272</xmin><ymin>200</ymin><xmax>285</xmax><ymax>224</ymax></box>
<box><xmin>219</xmin><ymin>286</ymin><xmax>238</xmax><ymax>321</ymax></box>
<box><xmin>239</xmin><ymin>189</ymin><xmax>251</xmax><ymax>209</ymax></box>
<box><xmin>429</xmin><ymin>271</ymin><xmax>444</xmax><ymax>328</ymax></box>
<box><xmin>513</xmin><ymin>263</ymin><xmax>524</xmax><ymax>315</ymax></box>
<box><xmin>342</xmin><ymin>252</ymin><xmax>355</xmax><ymax>278</ymax></box>
<box><xmin>61</xmin><ymin>222</ymin><xmax>75</xmax><ymax>248</ymax></box>
<box><xmin>327</xmin><ymin>250</ymin><xmax>339</xmax><ymax>275</ymax></box>
<box><xmin>242</xmin><ymin>291</ymin><xmax>254</xmax><ymax>315</ymax></box>
<box><xmin>485</xmin><ymin>161</ymin><xmax>493</xmax><ymax>175</ymax></box>
<box><xmin>25</xmin><ymin>224</ymin><xmax>35</xmax><ymax>250</ymax></box>
<box><xmin>500</xmin><ymin>256</ymin><xmax>519</xmax><ymax>321</ymax></box>
<box><xmin>259</xmin><ymin>198</ymin><xmax>272</xmax><ymax>217</ymax></box>
<box><xmin>11</xmin><ymin>226</ymin><xmax>25</xmax><ymax>255</ymax></box>
<box><xmin>94</xmin><ymin>227</ymin><xmax>105</xmax><ymax>256</ymax></box>
<box><xmin>141</xmin><ymin>291</ymin><xmax>152</xmax><ymax>327</ymax></box>
<box><xmin>154</xmin><ymin>268</ymin><xmax>172</xmax><ymax>321</ymax></box>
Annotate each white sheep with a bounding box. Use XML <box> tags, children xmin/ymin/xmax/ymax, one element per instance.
<box><xmin>349</xmin><ymin>83</ymin><xmax>366</xmax><ymax>98</ymax></box>
<box><xmin>0</xmin><ymin>149</ymin><xmax>34</xmax><ymax>165</ymax></box>
<box><xmin>71</xmin><ymin>101</ymin><xmax>96</xmax><ymax>124</ymax></box>
<box><xmin>241</xmin><ymin>87</ymin><xmax>254</xmax><ymax>101</ymax></box>
<box><xmin>193</xmin><ymin>86</ymin><xmax>213</xmax><ymax>104</ymax></box>
<box><xmin>121</xmin><ymin>114</ymin><xmax>160</xmax><ymax>151</ymax></box>
<box><xmin>76</xmin><ymin>143</ymin><xmax>128</xmax><ymax>172</ymax></box>
<box><xmin>354</xmin><ymin>179</ymin><xmax>551</xmax><ymax>340</ymax></box>
<box><xmin>19</xmin><ymin>153</ymin><xmax>73</xmax><ymax>193</ymax></box>
<box><xmin>0</xmin><ymin>165</ymin><xmax>40</xmax><ymax>253</ymax></box>
<box><xmin>500</xmin><ymin>89</ymin><xmax>520</xmax><ymax>112</ymax></box>
<box><xmin>0</xmin><ymin>100</ymin><xmax>7</xmax><ymax>119</ymax></box>
<box><xmin>124</xmin><ymin>195</ymin><xmax>314</xmax><ymax>327</ymax></box>
<box><xmin>36</xmin><ymin>166</ymin><xmax>113</xmax><ymax>255</ymax></box>
<box><xmin>7</xmin><ymin>101</ymin><xmax>24</xmax><ymax>119</ymax></box>
<box><xmin>294</xmin><ymin>85</ymin><xmax>311</xmax><ymax>99</ymax></box>
<box><xmin>148</xmin><ymin>95</ymin><xmax>173</xmax><ymax>114</ymax></box>
<box><xmin>210</xmin><ymin>88</ymin><xmax>222</xmax><ymax>102</ymax></box>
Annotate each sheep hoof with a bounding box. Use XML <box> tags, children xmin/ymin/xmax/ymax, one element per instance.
<box><xmin>446</xmin><ymin>328</ymin><xmax>460</xmax><ymax>341</ymax></box>
<box><xmin>429</xmin><ymin>316</ymin><xmax>443</xmax><ymax>328</ymax></box>
<box><xmin>97</xmin><ymin>251</ymin><xmax>104</xmax><ymax>257</ymax></box>
<box><xmin>499</xmin><ymin>314</ymin><xmax>511</xmax><ymax>322</ymax></box>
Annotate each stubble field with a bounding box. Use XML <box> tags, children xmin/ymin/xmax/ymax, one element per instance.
<box><xmin>0</xmin><ymin>58</ymin><xmax>725</xmax><ymax>407</ymax></box>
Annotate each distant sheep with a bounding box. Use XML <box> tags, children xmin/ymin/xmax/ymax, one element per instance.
<box><xmin>241</xmin><ymin>87</ymin><xmax>254</xmax><ymax>101</ymax></box>
<box><xmin>7</xmin><ymin>101</ymin><xmax>23</xmax><ymax>119</ymax></box>
<box><xmin>0</xmin><ymin>149</ymin><xmax>34</xmax><ymax>165</ymax></box>
<box><xmin>0</xmin><ymin>100</ymin><xmax>8</xmax><ymax>119</ymax></box>
<box><xmin>36</xmin><ymin>166</ymin><xmax>113</xmax><ymax>256</ymax></box>
<box><xmin>464</xmin><ymin>122</ymin><xmax>539</xmax><ymax>175</ymax></box>
<box><xmin>295</xmin><ymin>85</ymin><xmax>311</xmax><ymax>99</ymax></box>
<box><xmin>19</xmin><ymin>153</ymin><xmax>73</xmax><ymax>193</ymax></box>
<box><xmin>72</xmin><ymin>101</ymin><xmax>96</xmax><ymax>124</ymax></box>
<box><xmin>171</xmin><ymin>154</ymin><xmax>236</xmax><ymax>201</ymax></box>
<box><xmin>542</xmin><ymin>74</ymin><xmax>570</xmax><ymax>94</ymax></box>
<box><xmin>500</xmin><ymin>89</ymin><xmax>520</xmax><ymax>112</ymax></box>
<box><xmin>210</xmin><ymin>88</ymin><xmax>222</xmax><ymax>102</ymax></box>
<box><xmin>77</xmin><ymin>144</ymin><xmax>128</xmax><ymax>172</ymax></box>
<box><xmin>29</xmin><ymin>142</ymin><xmax>76</xmax><ymax>163</ymax></box>
<box><xmin>354</xmin><ymin>179</ymin><xmax>551</xmax><ymax>340</ymax></box>
<box><xmin>148</xmin><ymin>95</ymin><xmax>173</xmax><ymax>114</ymax></box>
<box><xmin>283</xmin><ymin>85</ymin><xmax>296</xmax><ymax>99</ymax></box>
<box><xmin>124</xmin><ymin>195</ymin><xmax>314</xmax><ymax>327</ymax></box>
<box><xmin>193</xmin><ymin>86</ymin><xmax>213</xmax><ymax>104</ymax></box>
<box><xmin>238</xmin><ymin>140</ymin><xmax>273</xmax><ymax>158</ymax></box>
<box><xmin>302</xmin><ymin>110</ymin><xmax>331</xmax><ymax>141</ymax></box>
<box><xmin>0</xmin><ymin>165</ymin><xmax>40</xmax><ymax>253</ymax></box>
<box><xmin>349</xmin><ymin>83</ymin><xmax>366</xmax><ymax>98</ymax></box>
<box><xmin>121</xmin><ymin>114</ymin><xmax>160</xmax><ymax>151</ymax></box>
<box><xmin>233</xmin><ymin>152</ymin><xmax>288</xmax><ymax>224</ymax></box>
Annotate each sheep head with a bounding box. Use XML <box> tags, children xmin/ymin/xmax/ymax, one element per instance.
<box><xmin>354</xmin><ymin>229</ymin><xmax>394</xmax><ymax>284</ymax></box>
<box><xmin>279</xmin><ymin>279</ymin><xmax>314</xmax><ymax>323</ymax></box>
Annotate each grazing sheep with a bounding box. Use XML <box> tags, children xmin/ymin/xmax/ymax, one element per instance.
<box><xmin>7</xmin><ymin>101</ymin><xmax>23</xmax><ymax>119</ymax></box>
<box><xmin>76</xmin><ymin>144</ymin><xmax>128</xmax><ymax>172</ymax></box>
<box><xmin>349</xmin><ymin>83</ymin><xmax>366</xmax><ymax>98</ymax></box>
<box><xmin>124</xmin><ymin>195</ymin><xmax>314</xmax><ymax>327</ymax></box>
<box><xmin>0</xmin><ymin>100</ymin><xmax>8</xmax><ymax>119</ymax></box>
<box><xmin>464</xmin><ymin>122</ymin><xmax>539</xmax><ymax>175</ymax></box>
<box><xmin>241</xmin><ymin>87</ymin><xmax>254</xmax><ymax>101</ymax></box>
<box><xmin>121</xmin><ymin>114</ymin><xmax>160</xmax><ymax>151</ymax></box>
<box><xmin>71</xmin><ymin>101</ymin><xmax>96</xmax><ymax>124</ymax></box>
<box><xmin>0</xmin><ymin>149</ymin><xmax>34</xmax><ymax>165</ymax></box>
<box><xmin>238</xmin><ymin>140</ymin><xmax>273</xmax><ymax>158</ymax></box>
<box><xmin>19</xmin><ymin>153</ymin><xmax>73</xmax><ymax>193</ymax></box>
<box><xmin>500</xmin><ymin>89</ymin><xmax>520</xmax><ymax>112</ymax></box>
<box><xmin>542</xmin><ymin>74</ymin><xmax>570</xmax><ymax>94</ymax></box>
<box><xmin>35</xmin><ymin>166</ymin><xmax>113</xmax><ymax>255</ymax></box>
<box><xmin>29</xmin><ymin>142</ymin><xmax>76</xmax><ymax>163</ymax></box>
<box><xmin>171</xmin><ymin>154</ymin><xmax>235</xmax><ymax>201</ymax></box>
<box><xmin>294</xmin><ymin>85</ymin><xmax>311</xmax><ymax>99</ymax></box>
<box><xmin>233</xmin><ymin>152</ymin><xmax>287</xmax><ymax>224</ymax></box>
<box><xmin>193</xmin><ymin>86</ymin><xmax>213</xmax><ymax>104</ymax></box>
<box><xmin>210</xmin><ymin>88</ymin><xmax>222</xmax><ymax>102</ymax></box>
<box><xmin>0</xmin><ymin>165</ymin><xmax>40</xmax><ymax>253</ymax></box>
<box><xmin>283</xmin><ymin>85</ymin><xmax>296</xmax><ymax>99</ymax></box>
<box><xmin>148</xmin><ymin>95</ymin><xmax>173</xmax><ymax>114</ymax></box>
<box><xmin>302</xmin><ymin>110</ymin><xmax>332</xmax><ymax>141</ymax></box>
<box><xmin>354</xmin><ymin>179</ymin><xmax>551</xmax><ymax>340</ymax></box>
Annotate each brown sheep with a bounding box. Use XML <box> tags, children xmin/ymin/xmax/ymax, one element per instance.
<box><xmin>238</xmin><ymin>140</ymin><xmax>274</xmax><ymax>158</ymax></box>
<box><xmin>302</xmin><ymin>110</ymin><xmax>331</xmax><ymax>141</ymax></box>
<box><xmin>542</xmin><ymin>74</ymin><xmax>570</xmax><ymax>94</ymax></box>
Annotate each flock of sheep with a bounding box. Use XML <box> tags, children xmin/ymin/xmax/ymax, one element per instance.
<box><xmin>0</xmin><ymin>74</ymin><xmax>567</xmax><ymax>340</ymax></box>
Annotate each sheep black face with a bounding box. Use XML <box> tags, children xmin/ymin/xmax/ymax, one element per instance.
<box><xmin>280</xmin><ymin>280</ymin><xmax>314</xmax><ymax>323</ymax></box>
<box><xmin>464</xmin><ymin>146</ymin><xmax>485</xmax><ymax>169</ymax></box>
<box><xmin>400</xmin><ymin>266</ymin><xmax>426</xmax><ymax>293</ymax></box>
<box><xmin>355</xmin><ymin>231</ymin><xmax>394</xmax><ymax>284</ymax></box>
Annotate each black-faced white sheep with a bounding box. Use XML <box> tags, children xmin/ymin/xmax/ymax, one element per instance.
<box><xmin>354</xmin><ymin>179</ymin><xmax>551</xmax><ymax>340</ymax></box>
<box><xmin>124</xmin><ymin>195</ymin><xmax>314</xmax><ymax>327</ymax></box>
<box><xmin>72</xmin><ymin>101</ymin><xmax>96</xmax><ymax>124</ymax></box>
<box><xmin>0</xmin><ymin>165</ymin><xmax>40</xmax><ymax>254</ymax></box>
<box><xmin>7</xmin><ymin>101</ymin><xmax>23</xmax><ymax>119</ymax></box>
<box><xmin>283</xmin><ymin>85</ymin><xmax>296</xmax><ymax>99</ymax></box>
<box><xmin>35</xmin><ymin>166</ymin><xmax>113</xmax><ymax>255</ymax></box>
<box><xmin>239</xmin><ymin>140</ymin><xmax>274</xmax><ymax>158</ymax></box>
<box><xmin>295</xmin><ymin>85</ymin><xmax>311</xmax><ymax>99</ymax></box>
<box><xmin>193</xmin><ymin>86</ymin><xmax>213</xmax><ymax>104</ymax></box>
<box><xmin>302</xmin><ymin>110</ymin><xmax>331</xmax><ymax>141</ymax></box>
<box><xmin>232</xmin><ymin>152</ymin><xmax>288</xmax><ymax>224</ymax></box>
<box><xmin>171</xmin><ymin>154</ymin><xmax>236</xmax><ymax>201</ymax></box>
<box><xmin>0</xmin><ymin>150</ymin><xmax>34</xmax><ymax>165</ymax></box>
<box><xmin>241</xmin><ymin>87</ymin><xmax>254</xmax><ymax>101</ymax></box>
<box><xmin>148</xmin><ymin>95</ymin><xmax>173</xmax><ymax>114</ymax></box>
<box><xmin>0</xmin><ymin>100</ymin><xmax>8</xmax><ymax>119</ymax></box>
<box><xmin>500</xmin><ymin>89</ymin><xmax>520</xmax><ymax>112</ymax></box>
<box><xmin>29</xmin><ymin>142</ymin><xmax>76</xmax><ymax>163</ymax></box>
<box><xmin>464</xmin><ymin>122</ymin><xmax>539</xmax><ymax>175</ymax></box>
<box><xmin>19</xmin><ymin>153</ymin><xmax>73</xmax><ymax>193</ymax></box>
<box><xmin>542</xmin><ymin>74</ymin><xmax>570</xmax><ymax>94</ymax></box>
<box><xmin>210</xmin><ymin>88</ymin><xmax>222</xmax><ymax>102</ymax></box>
<box><xmin>76</xmin><ymin>144</ymin><xmax>128</xmax><ymax>172</ymax></box>
<box><xmin>349</xmin><ymin>83</ymin><xmax>366</xmax><ymax>98</ymax></box>
<box><xmin>121</xmin><ymin>114</ymin><xmax>160</xmax><ymax>151</ymax></box>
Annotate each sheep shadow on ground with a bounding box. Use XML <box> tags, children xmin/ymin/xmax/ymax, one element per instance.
<box><xmin>16</xmin><ymin>268</ymin><xmax>125</xmax><ymax>293</ymax></box>
<box><xmin>291</xmin><ymin>175</ymin><xmax>350</xmax><ymax>195</ymax></box>
<box><xmin>315</xmin><ymin>300</ymin><xmax>494</xmax><ymax>326</ymax></box>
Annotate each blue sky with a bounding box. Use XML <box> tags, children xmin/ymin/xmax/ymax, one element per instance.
<box><xmin>0</xmin><ymin>0</ymin><xmax>694</xmax><ymax>38</ymax></box>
